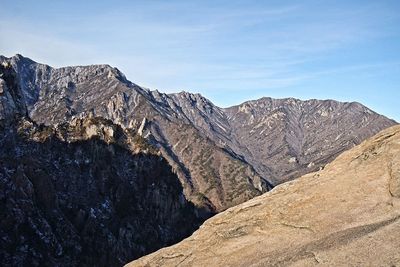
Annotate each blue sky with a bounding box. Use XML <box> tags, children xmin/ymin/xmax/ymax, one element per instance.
<box><xmin>1</xmin><ymin>0</ymin><xmax>399</xmax><ymax>121</ymax></box>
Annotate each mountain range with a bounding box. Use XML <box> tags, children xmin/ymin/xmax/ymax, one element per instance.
<box><xmin>1</xmin><ymin>54</ymin><xmax>396</xmax><ymax>212</ymax></box>
<box><xmin>0</xmin><ymin>54</ymin><xmax>397</xmax><ymax>266</ymax></box>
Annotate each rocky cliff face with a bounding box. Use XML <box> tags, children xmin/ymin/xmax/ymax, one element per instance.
<box><xmin>0</xmin><ymin>60</ymin><xmax>27</xmax><ymax>120</ymax></box>
<box><xmin>0</xmin><ymin>54</ymin><xmax>396</xmax><ymax>212</ymax></box>
<box><xmin>0</xmin><ymin>63</ymin><xmax>204</xmax><ymax>266</ymax></box>
<box><xmin>0</xmin><ymin>117</ymin><xmax>204</xmax><ymax>267</ymax></box>
<box><xmin>128</xmin><ymin>124</ymin><xmax>400</xmax><ymax>267</ymax></box>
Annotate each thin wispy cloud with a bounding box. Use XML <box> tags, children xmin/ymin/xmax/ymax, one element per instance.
<box><xmin>0</xmin><ymin>0</ymin><xmax>399</xmax><ymax>120</ymax></box>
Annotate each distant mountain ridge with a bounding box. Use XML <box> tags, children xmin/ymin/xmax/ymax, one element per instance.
<box><xmin>0</xmin><ymin>54</ymin><xmax>397</xmax><ymax>212</ymax></box>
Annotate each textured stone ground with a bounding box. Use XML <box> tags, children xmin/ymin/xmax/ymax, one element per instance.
<box><xmin>128</xmin><ymin>125</ymin><xmax>400</xmax><ymax>267</ymax></box>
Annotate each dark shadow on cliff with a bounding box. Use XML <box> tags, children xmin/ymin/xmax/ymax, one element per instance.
<box><xmin>0</xmin><ymin>121</ymin><xmax>212</xmax><ymax>267</ymax></box>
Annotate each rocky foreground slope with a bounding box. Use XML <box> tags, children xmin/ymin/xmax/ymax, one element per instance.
<box><xmin>1</xmin><ymin>54</ymin><xmax>396</xmax><ymax>212</ymax></box>
<box><xmin>0</xmin><ymin>61</ymin><xmax>203</xmax><ymax>266</ymax></box>
<box><xmin>128</xmin><ymin>124</ymin><xmax>400</xmax><ymax>267</ymax></box>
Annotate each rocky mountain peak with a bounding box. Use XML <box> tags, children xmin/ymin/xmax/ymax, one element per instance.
<box><xmin>168</xmin><ymin>91</ymin><xmax>225</xmax><ymax>119</ymax></box>
<box><xmin>224</xmin><ymin>95</ymin><xmax>396</xmax><ymax>184</ymax></box>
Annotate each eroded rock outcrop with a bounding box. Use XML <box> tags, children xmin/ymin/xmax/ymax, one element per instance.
<box><xmin>0</xmin><ymin>61</ymin><xmax>27</xmax><ymax>120</ymax></box>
